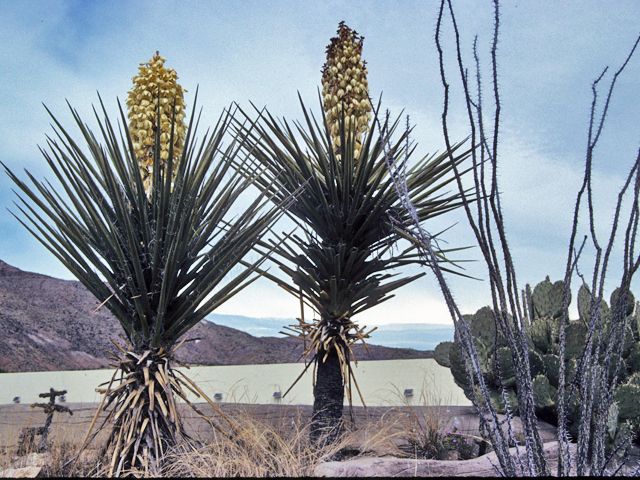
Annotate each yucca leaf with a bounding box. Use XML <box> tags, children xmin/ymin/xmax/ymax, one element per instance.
<box><xmin>233</xmin><ymin>95</ymin><xmax>472</xmax><ymax>327</ymax></box>
<box><xmin>5</xmin><ymin>96</ymin><xmax>292</xmax><ymax>351</ymax></box>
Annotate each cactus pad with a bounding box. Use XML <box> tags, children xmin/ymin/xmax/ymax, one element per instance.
<box><xmin>613</xmin><ymin>383</ymin><xmax>640</xmax><ymax>420</ymax></box>
<box><xmin>530</xmin><ymin>316</ymin><xmax>557</xmax><ymax>355</ymax></box>
<box><xmin>470</xmin><ymin>307</ymin><xmax>496</xmax><ymax>348</ymax></box>
<box><xmin>434</xmin><ymin>341</ymin><xmax>453</xmax><ymax>368</ymax></box>
<box><xmin>532</xmin><ymin>375</ymin><xmax>557</xmax><ymax>409</ymax></box>
<box><xmin>532</xmin><ymin>276</ymin><xmax>567</xmax><ymax>319</ymax></box>
<box><xmin>564</xmin><ymin>321</ymin><xmax>587</xmax><ymax>359</ymax></box>
<box><xmin>494</xmin><ymin>346</ymin><xmax>516</xmax><ymax>388</ymax></box>
<box><xmin>610</xmin><ymin>287</ymin><xmax>636</xmax><ymax>317</ymax></box>
<box><xmin>542</xmin><ymin>353</ymin><xmax>560</xmax><ymax>388</ymax></box>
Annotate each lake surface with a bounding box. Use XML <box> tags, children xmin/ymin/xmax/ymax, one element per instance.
<box><xmin>0</xmin><ymin>359</ymin><xmax>471</xmax><ymax>407</ymax></box>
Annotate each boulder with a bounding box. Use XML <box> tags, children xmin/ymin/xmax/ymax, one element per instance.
<box><xmin>315</xmin><ymin>441</ymin><xmax>577</xmax><ymax>477</ymax></box>
<box><xmin>0</xmin><ymin>466</ymin><xmax>42</xmax><ymax>478</ymax></box>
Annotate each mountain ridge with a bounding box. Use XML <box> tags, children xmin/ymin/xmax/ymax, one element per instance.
<box><xmin>0</xmin><ymin>260</ymin><xmax>434</xmax><ymax>373</ymax></box>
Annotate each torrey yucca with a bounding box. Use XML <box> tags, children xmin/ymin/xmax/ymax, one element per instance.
<box><xmin>234</xmin><ymin>21</ymin><xmax>473</xmax><ymax>448</ymax></box>
<box><xmin>3</xmin><ymin>53</ymin><xmax>287</xmax><ymax>476</ymax></box>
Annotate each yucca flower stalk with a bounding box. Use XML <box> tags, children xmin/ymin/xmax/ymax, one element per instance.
<box><xmin>4</xmin><ymin>75</ymin><xmax>287</xmax><ymax>474</ymax></box>
<box><xmin>321</xmin><ymin>21</ymin><xmax>372</xmax><ymax>160</ymax></box>
<box><xmin>126</xmin><ymin>51</ymin><xmax>187</xmax><ymax>195</ymax></box>
<box><xmin>234</xmin><ymin>92</ymin><xmax>473</xmax><ymax>447</ymax></box>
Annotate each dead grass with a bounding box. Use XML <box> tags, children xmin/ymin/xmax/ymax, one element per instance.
<box><xmin>0</xmin><ymin>414</ymin><xmax>105</xmax><ymax>477</ymax></box>
<box><xmin>383</xmin><ymin>375</ymin><xmax>484</xmax><ymax>461</ymax></box>
<box><xmin>161</xmin><ymin>402</ymin><xmax>403</xmax><ymax>477</ymax></box>
<box><xmin>1</xmin><ymin>379</ymin><xmax>477</xmax><ymax>477</ymax></box>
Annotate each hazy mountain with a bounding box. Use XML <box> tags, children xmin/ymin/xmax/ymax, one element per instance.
<box><xmin>207</xmin><ymin>313</ymin><xmax>454</xmax><ymax>351</ymax></box>
<box><xmin>0</xmin><ymin>260</ymin><xmax>435</xmax><ymax>373</ymax></box>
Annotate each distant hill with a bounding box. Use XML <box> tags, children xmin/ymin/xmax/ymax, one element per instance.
<box><xmin>0</xmin><ymin>260</ymin><xmax>434</xmax><ymax>373</ymax></box>
<box><xmin>207</xmin><ymin>313</ymin><xmax>454</xmax><ymax>351</ymax></box>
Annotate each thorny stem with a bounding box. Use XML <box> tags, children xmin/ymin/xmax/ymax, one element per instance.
<box><xmin>422</xmin><ymin>0</ymin><xmax>640</xmax><ymax>476</ymax></box>
<box><xmin>569</xmin><ymin>34</ymin><xmax>640</xmax><ymax>476</ymax></box>
<box><xmin>434</xmin><ymin>0</ymin><xmax>548</xmax><ymax>475</ymax></box>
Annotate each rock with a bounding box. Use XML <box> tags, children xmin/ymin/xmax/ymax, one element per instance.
<box><xmin>23</xmin><ymin>453</ymin><xmax>49</xmax><ymax>467</ymax></box>
<box><xmin>0</xmin><ymin>466</ymin><xmax>42</xmax><ymax>478</ymax></box>
<box><xmin>315</xmin><ymin>441</ymin><xmax>578</xmax><ymax>477</ymax></box>
<box><xmin>445</xmin><ymin>409</ymin><xmax>557</xmax><ymax>445</ymax></box>
<box><xmin>442</xmin><ymin>450</ymin><xmax>459</xmax><ymax>461</ymax></box>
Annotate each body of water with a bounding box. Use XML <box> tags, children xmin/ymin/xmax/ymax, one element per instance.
<box><xmin>0</xmin><ymin>359</ymin><xmax>470</xmax><ymax>407</ymax></box>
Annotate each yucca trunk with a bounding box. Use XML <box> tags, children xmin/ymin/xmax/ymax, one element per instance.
<box><xmin>97</xmin><ymin>347</ymin><xmax>184</xmax><ymax>477</ymax></box>
<box><xmin>310</xmin><ymin>343</ymin><xmax>345</xmax><ymax>446</ymax></box>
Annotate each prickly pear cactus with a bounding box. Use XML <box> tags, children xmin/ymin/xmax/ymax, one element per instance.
<box><xmin>433</xmin><ymin>307</ymin><xmax>512</xmax><ymax>414</ymax></box>
<box><xmin>577</xmin><ymin>283</ymin><xmax>610</xmax><ymax>326</ymax></box>
<box><xmin>529</xmin><ymin>316</ymin><xmax>559</xmax><ymax>355</ymax></box>
<box><xmin>433</xmin><ymin>276</ymin><xmax>640</xmax><ymax>446</ymax></box>
<box><xmin>434</xmin><ymin>341</ymin><xmax>453</xmax><ymax>368</ymax></box>
<box><xmin>614</xmin><ymin>383</ymin><xmax>640</xmax><ymax>421</ymax></box>
<box><xmin>611</xmin><ymin>287</ymin><xmax>636</xmax><ymax>317</ymax></box>
<box><xmin>627</xmin><ymin>343</ymin><xmax>640</xmax><ymax>374</ymax></box>
<box><xmin>564</xmin><ymin>321</ymin><xmax>587</xmax><ymax>359</ymax></box>
<box><xmin>532</xmin><ymin>276</ymin><xmax>567</xmax><ymax>319</ymax></box>
<box><xmin>447</xmin><ymin>338</ymin><xmax>474</xmax><ymax>399</ymax></box>
<box><xmin>532</xmin><ymin>375</ymin><xmax>557</xmax><ymax>409</ymax></box>
<box><xmin>610</xmin><ymin>380</ymin><xmax>640</xmax><ymax>453</ymax></box>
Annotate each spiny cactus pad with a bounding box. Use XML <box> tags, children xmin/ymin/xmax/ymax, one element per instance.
<box><xmin>610</xmin><ymin>287</ymin><xmax>636</xmax><ymax>317</ymax></box>
<box><xmin>528</xmin><ymin>348</ymin><xmax>545</xmax><ymax>378</ymax></box>
<box><xmin>532</xmin><ymin>375</ymin><xmax>557</xmax><ymax>409</ymax></box>
<box><xmin>577</xmin><ymin>283</ymin><xmax>611</xmax><ymax>326</ymax></box>
<box><xmin>434</xmin><ymin>341</ymin><xmax>453</xmax><ymax>368</ymax></box>
<box><xmin>469</xmin><ymin>306</ymin><xmax>496</xmax><ymax>348</ymax></box>
<box><xmin>532</xmin><ymin>276</ymin><xmax>567</xmax><ymax>319</ymax></box>
<box><xmin>530</xmin><ymin>316</ymin><xmax>558</xmax><ymax>355</ymax></box>
<box><xmin>613</xmin><ymin>383</ymin><xmax>640</xmax><ymax>420</ymax></box>
<box><xmin>493</xmin><ymin>346</ymin><xmax>516</xmax><ymax>388</ymax></box>
<box><xmin>564</xmin><ymin>321</ymin><xmax>587</xmax><ymax>359</ymax></box>
<box><xmin>433</xmin><ymin>275</ymin><xmax>640</xmax><ymax>446</ymax></box>
<box><xmin>542</xmin><ymin>353</ymin><xmax>560</xmax><ymax>388</ymax></box>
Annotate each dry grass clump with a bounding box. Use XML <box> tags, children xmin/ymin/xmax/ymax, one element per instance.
<box><xmin>161</xmin><ymin>403</ymin><xmax>401</xmax><ymax>477</ymax></box>
<box><xmin>0</xmin><ymin>420</ymin><xmax>105</xmax><ymax>477</ymax></box>
<box><xmin>3</xmin><ymin>382</ymin><xmax>477</xmax><ymax>477</ymax></box>
<box><xmin>385</xmin><ymin>377</ymin><xmax>483</xmax><ymax>461</ymax></box>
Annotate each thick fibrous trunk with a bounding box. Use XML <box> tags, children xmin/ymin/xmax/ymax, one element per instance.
<box><xmin>310</xmin><ymin>348</ymin><xmax>345</xmax><ymax>446</ymax></box>
<box><xmin>88</xmin><ymin>349</ymin><xmax>184</xmax><ymax>477</ymax></box>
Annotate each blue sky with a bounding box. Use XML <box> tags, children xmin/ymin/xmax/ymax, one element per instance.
<box><xmin>1</xmin><ymin>0</ymin><xmax>639</xmax><ymax>327</ymax></box>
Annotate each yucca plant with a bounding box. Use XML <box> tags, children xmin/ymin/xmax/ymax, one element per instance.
<box><xmin>232</xmin><ymin>22</ymin><xmax>473</xmax><ymax>447</ymax></box>
<box><xmin>233</xmin><ymin>27</ymin><xmax>471</xmax><ymax>447</ymax></box>
<box><xmin>3</xmin><ymin>54</ymin><xmax>287</xmax><ymax>476</ymax></box>
<box><xmin>237</xmin><ymin>97</ymin><xmax>471</xmax><ymax>446</ymax></box>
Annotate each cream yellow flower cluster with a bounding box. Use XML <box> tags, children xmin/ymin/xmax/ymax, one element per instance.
<box><xmin>321</xmin><ymin>22</ymin><xmax>372</xmax><ymax>160</ymax></box>
<box><xmin>126</xmin><ymin>52</ymin><xmax>187</xmax><ymax>195</ymax></box>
